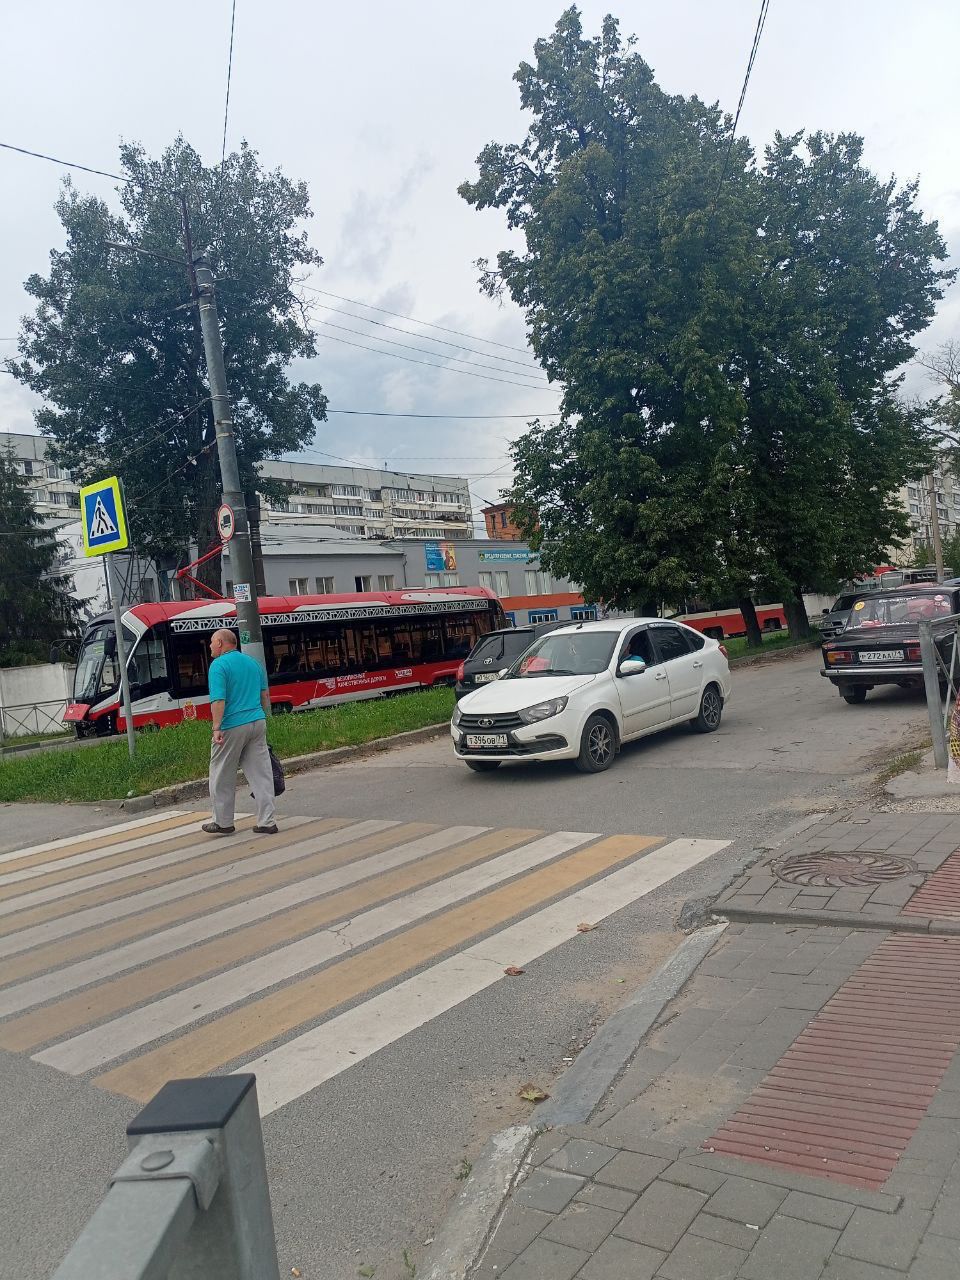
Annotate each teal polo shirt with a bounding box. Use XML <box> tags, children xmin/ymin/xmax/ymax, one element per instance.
<box><xmin>208</xmin><ymin>649</ymin><xmax>267</xmax><ymax>730</ymax></box>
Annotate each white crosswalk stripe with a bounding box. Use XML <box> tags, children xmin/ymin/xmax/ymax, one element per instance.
<box><xmin>0</xmin><ymin>810</ymin><xmax>729</xmax><ymax>1114</ymax></box>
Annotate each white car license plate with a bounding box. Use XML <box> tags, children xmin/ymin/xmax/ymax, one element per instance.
<box><xmin>860</xmin><ymin>650</ymin><xmax>904</xmax><ymax>662</ymax></box>
<box><xmin>465</xmin><ymin>733</ymin><xmax>508</xmax><ymax>749</ymax></box>
<box><xmin>474</xmin><ymin>673</ymin><xmax>498</xmax><ymax>683</ymax></box>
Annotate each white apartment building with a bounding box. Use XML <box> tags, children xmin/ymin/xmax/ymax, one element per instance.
<box><xmin>1</xmin><ymin>432</ymin><xmax>81</xmax><ymax>526</ymax></box>
<box><xmin>0</xmin><ymin>434</ymin><xmax>474</xmax><ymax>543</ymax></box>
<box><xmin>257</xmin><ymin>459</ymin><xmax>473</xmax><ymax>541</ymax></box>
<box><xmin>899</xmin><ymin>464</ymin><xmax>960</xmax><ymax>558</ymax></box>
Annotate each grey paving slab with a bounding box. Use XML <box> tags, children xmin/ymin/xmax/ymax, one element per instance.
<box><xmin>687</xmin><ymin>1210</ymin><xmax>761</xmax><ymax>1250</ymax></box>
<box><xmin>573</xmin><ymin>1183</ymin><xmax>637</xmax><ymax>1214</ymax></box>
<box><xmin>577</xmin><ymin>1235</ymin><xmax>665</xmax><ymax>1280</ymax></box>
<box><xmin>928</xmin><ymin>1197</ymin><xmax>960</xmax><ymax>1240</ymax></box>
<box><xmin>881</xmin><ymin>1171</ymin><xmax>946</xmax><ymax>1211</ymax></box>
<box><xmin>705</xmin><ymin>1174</ymin><xmax>789</xmax><ymax>1227</ymax></box>
<box><xmin>514</xmin><ymin>1168</ymin><xmax>584</xmax><ymax>1215</ymax></box>
<box><xmin>613</xmin><ymin>1180</ymin><xmax>707</xmax><ymax>1252</ymax></box>
<box><xmin>823</xmin><ymin>1258</ymin><xmax>916</xmax><ymax>1279</ymax></box>
<box><xmin>658</xmin><ymin>1162</ymin><xmax>727</xmax><ymax>1195</ymax></box>
<box><xmin>836</xmin><ymin>1206</ymin><xmax>931</xmax><ymax>1270</ymax></box>
<box><xmin>472</xmin><ymin>1245</ymin><xmax>517</xmax><ymax>1278</ymax></box>
<box><xmin>689</xmin><ymin>1153</ymin><xmax>903</xmax><ymax>1211</ymax></box>
<box><xmin>488</xmin><ymin>1204</ymin><xmax>553</xmax><ymax>1256</ymax></box>
<box><xmin>657</xmin><ymin>1230</ymin><xmax>748</xmax><ymax>1279</ymax></box>
<box><xmin>780</xmin><ymin>1190</ymin><xmax>856</xmax><ymax>1230</ymax></box>
<box><xmin>544</xmin><ymin>1138</ymin><xmax>618</xmax><ymax>1178</ymax></box>
<box><xmin>739</xmin><ymin>1214</ymin><xmax>841</xmax><ymax>1280</ymax></box>
<box><xmin>908</xmin><ymin>1261</ymin><xmax>958</xmax><ymax>1280</ymax></box>
<box><xmin>540</xmin><ymin>1202</ymin><xmax>622</xmax><ymax>1252</ymax></box>
<box><xmin>499</xmin><ymin>1236</ymin><xmax>589</xmax><ymax>1280</ymax></box>
<box><xmin>916</xmin><ymin>1234</ymin><xmax>960</xmax><ymax>1263</ymax></box>
<box><xmin>594</xmin><ymin>1151</ymin><xmax>668</xmax><ymax>1194</ymax></box>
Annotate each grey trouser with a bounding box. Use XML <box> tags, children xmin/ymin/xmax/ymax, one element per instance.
<box><xmin>209</xmin><ymin>719</ymin><xmax>275</xmax><ymax>828</ymax></box>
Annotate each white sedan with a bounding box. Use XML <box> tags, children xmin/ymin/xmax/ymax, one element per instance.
<box><xmin>450</xmin><ymin>618</ymin><xmax>731</xmax><ymax>774</ymax></box>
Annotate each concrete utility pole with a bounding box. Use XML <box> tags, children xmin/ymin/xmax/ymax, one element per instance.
<box><xmin>928</xmin><ymin>473</ymin><xmax>945</xmax><ymax>581</ymax></box>
<box><xmin>192</xmin><ymin>256</ymin><xmax>268</xmax><ymax>682</ymax></box>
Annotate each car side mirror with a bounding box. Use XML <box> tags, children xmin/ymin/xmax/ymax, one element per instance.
<box><xmin>617</xmin><ymin>657</ymin><xmax>647</xmax><ymax>677</ymax></box>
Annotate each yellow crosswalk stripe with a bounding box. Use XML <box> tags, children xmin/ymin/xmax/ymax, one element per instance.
<box><xmin>94</xmin><ymin>833</ymin><xmax>658</xmax><ymax>1102</ymax></box>
<box><xmin>0</xmin><ymin>811</ymin><xmax>200</xmax><ymax>875</ymax></box>
<box><xmin>0</xmin><ymin>827</ymin><xmax>541</xmax><ymax>1052</ymax></box>
<box><xmin>0</xmin><ymin>819</ymin><xmax>433</xmax><ymax>985</ymax></box>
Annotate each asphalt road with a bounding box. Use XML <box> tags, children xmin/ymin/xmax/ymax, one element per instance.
<box><xmin>0</xmin><ymin>651</ymin><xmax>932</xmax><ymax>1280</ymax></box>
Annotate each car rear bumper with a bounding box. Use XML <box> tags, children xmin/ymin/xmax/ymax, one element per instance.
<box><xmin>821</xmin><ymin>665</ymin><xmax>924</xmax><ymax>686</ymax></box>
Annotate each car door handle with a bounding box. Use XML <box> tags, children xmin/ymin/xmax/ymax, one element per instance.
<box><xmin>654</xmin><ymin>671</ymin><xmax>668</xmax><ymax>681</ymax></box>
<box><xmin>693</xmin><ymin>660</ymin><xmax>703</xmax><ymax>668</ymax></box>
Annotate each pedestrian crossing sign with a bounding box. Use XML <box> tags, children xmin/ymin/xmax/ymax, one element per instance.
<box><xmin>80</xmin><ymin>475</ymin><xmax>129</xmax><ymax>557</ymax></box>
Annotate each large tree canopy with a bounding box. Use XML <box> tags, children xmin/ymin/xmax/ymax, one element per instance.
<box><xmin>0</xmin><ymin>443</ymin><xmax>80</xmax><ymax>667</ymax></box>
<box><xmin>460</xmin><ymin>8</ymin><xmax>953</xmax><ymax>634</ymax></box>
<box><xmin>9</xmin><ymin>138</ymin><xmax>327</xmax><ymax>586</ymax></box>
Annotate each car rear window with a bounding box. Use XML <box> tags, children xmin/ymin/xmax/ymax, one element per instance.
<box><xmin>832</xmin><ymin>595</ymin><xmax>855</xmax><ymax>612</ymax></box>
<box><xmin>468</xmin><ymin>631</ymin><xmax>536</xmax><ymax>665</ymax></box>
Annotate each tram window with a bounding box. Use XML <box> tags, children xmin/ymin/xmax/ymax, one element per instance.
<box><xmin>266</xmin><ymin>627</ymin><xmax>308</xmax><ymax>677</ymax></box>
<box><xmin>443</xmin><ymin>615</ymin><xmax>479</xmax><ymax>660</ymax></box>
<box><xmin>129</xmin><ymin>632</ymin><xmax>169</xmax><ymax>694</ymax></box>
<box><xmin>169</xmin><ymin>633</ymin><xmax>210</xmax><ymax>697</ymax></box>
<box><xmin>304</xmin><ymin>627</ymin><xmax>346</xmax><ymax>677</ymax></box>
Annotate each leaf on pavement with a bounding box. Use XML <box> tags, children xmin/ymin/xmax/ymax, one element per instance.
<box><xmin>291</xmin><ymin>1270</ymin><xmax>302</xmax><ymax>1278</ymax></box>
<box><xmin>504</xmin><ymin>965</ymin><xmax>525</xmax><ymax>976</ymax></box>
<box><xmin>518</xmin><ymin>1082</ymin><xmax>549</xmax><ymax>1102</ymax></box>
<box><xmin>576</xmin><ymin>922</ymin><xmax>598</xmax><ymax>932</ymax></box>
<box><xmin>359</xmin><ymin>1267</ymin><xmax>376</xmax><ymax>1278</ymax></box>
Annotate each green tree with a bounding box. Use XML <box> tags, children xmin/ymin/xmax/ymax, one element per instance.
<box><xmin>0</xmin><ymin>443</ymin><xmax>81</xmax><ymax>667</ymax></box>
<box><xmin>461</xmin><ymin>9</ymin><xmax>952</xmax><ymax>641</ymax></box>
<box><xmin>8</xmin><ymin>138</ymin><xmax>327</xmax><ymax>590</ymax></box>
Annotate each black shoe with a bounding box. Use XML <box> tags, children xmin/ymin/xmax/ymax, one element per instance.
<box><xmin>201</xmin><ymin>821</ymin><xmax>236</xmax><ymax>835</ymax></box>
<box><xmin>254</xmin><ymin>824</ymin><xmax>279</xmax><ymax>835</ymax></box>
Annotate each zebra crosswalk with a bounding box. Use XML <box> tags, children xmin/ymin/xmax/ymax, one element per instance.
<box><xmin>0</xmin><ymin>809</ymin><xmax>729</xmax><ymax>1115</ymax></box>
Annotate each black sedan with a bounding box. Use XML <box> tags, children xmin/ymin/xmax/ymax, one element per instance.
<box><xmin>821</xmin><ymin>585</ymin><xmax>959</xmax><ymax>704</ymax></box>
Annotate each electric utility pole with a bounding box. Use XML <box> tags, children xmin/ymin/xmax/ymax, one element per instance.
<box><xmin>190</xmin><ymin>251</ymin><xmax>268</xmax><ymax>682</ymax></box>
<box><xmin>927</xmin><ymin>473</ymin><xmax>945</xmax><ymax>581</ymax></box>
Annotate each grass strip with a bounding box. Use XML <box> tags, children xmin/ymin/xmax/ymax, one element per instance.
<box><xmin>0</xmin><ymin>687</ymin><xmax>455</xmax><ymax>804</ymax></box>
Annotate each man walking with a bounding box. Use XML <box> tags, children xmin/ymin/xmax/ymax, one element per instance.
<box><xmin>203</xmin><ymin>627</ymin><xmax>278</xmax><ymax>836</ymax></box>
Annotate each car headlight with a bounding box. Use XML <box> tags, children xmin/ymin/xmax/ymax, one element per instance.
<box><xmin>518</xmin><ymin>697</ymin><xmax>568</xmax><ymax>724</ymax></box>
<box><xmin>452</xmin><ymin>704</ymin><xmax>463</xmax><ymax>727</ymax></box>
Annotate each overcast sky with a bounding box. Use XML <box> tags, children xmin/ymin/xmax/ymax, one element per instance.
<box><xmin>2</xmin><ymin>1</ymin><xmax>958</xmax><ymax>516</ymax></box>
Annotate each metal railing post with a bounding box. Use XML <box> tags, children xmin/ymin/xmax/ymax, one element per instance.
<box><xmin>52</xmin><ymin>1075</ymin><xmax>280</xmax><ymax>1280</ymax></box>
<box><xmin>920</xmin><ymin>618</ymin><xmax>949</xmax><ymax>769</ymax></box>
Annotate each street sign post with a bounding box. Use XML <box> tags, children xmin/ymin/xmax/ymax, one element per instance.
<box><xmin>79</xmin><ymin>476</ymin><xmax>136</xmax><ymax>759</ymax></box>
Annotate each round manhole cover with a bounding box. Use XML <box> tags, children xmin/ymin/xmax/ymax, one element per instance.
<box><xmin>773</xmin><ymin>851</ymin><xmax>915</xmax><ymax>888</ymax></box>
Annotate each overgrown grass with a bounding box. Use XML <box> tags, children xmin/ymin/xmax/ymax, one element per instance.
<box><xmin>0</xmin><ymin>687</ymin><xmax>455</xmax><ymax>804</ymax></box>
<box><xmin>724</xmin><ymin>631</ymin><xmax>818</xmax><ymax>660</ymax></box>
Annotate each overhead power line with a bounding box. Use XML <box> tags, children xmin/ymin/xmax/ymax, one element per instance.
<box><xmin>315</xmin><ymin>329</ymin><xmax>560</xmax><ymax>393</ymax></box>
<box><xmin>0</xmin><ymin>140</ymin><xmax>127</xmax><ymax>183</ymax></box>
<box><xmin>715</xmin><ymin>0</ymin><xmax>772</xmax><ymax>203</ymax></box>
<box><xmin>313</xmin><ymin>301</ymin><xmax>543</xmax><ymax>373</ymax></box>
<box><xmin>326</xmin><ymin>409</ymin><xmax>557</xmax><ymax>419</ymax></box>
<box><xmin>220</xmin><ymin>0</ymin><xmax>238</xmax><ymax>169</ymax></box>
<box><xmin>302</xmin><ymin>285</ymin><xmax>534</xmax><ymax>357</ymax></box>
<box><xmin>313</xmin><ymin>317</ymin><xmax>549</xmax><ymax>383</ymax></box>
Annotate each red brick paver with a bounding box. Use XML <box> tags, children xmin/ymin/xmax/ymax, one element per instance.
<box><xmin>904</xmin><ymin>845</ymin><xmax>960</xmax><ymax>918</ymax></box>
<box><xmin>705</xmin><ymin>935</ymin><xmax>960</xmax><ymax>1189</ymax></box>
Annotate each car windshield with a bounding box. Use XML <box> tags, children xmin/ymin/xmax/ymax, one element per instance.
<box><xmin>845</xmin><ymin>593</ymin><xmax>954</xmax><ymax>630</ymax></box>
<box><xmin>831</xmin><ymin>595</ymin><xmax>855</xmax><ymax>612</ymax></box>
<box><xmin>507</xmin><ymin>631</ymin><xmax>616</xmax><ymax>677</ymax></box>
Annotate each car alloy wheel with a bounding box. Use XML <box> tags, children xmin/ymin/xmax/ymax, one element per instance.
<box><xmin>691</xmin><ymin>686</ymin><xmax>723</xmax><ymax>733</ymax></box>
<box><xmin>577</xmin><ymin>714</ymin><xmax>617</xmax><ymax>773</ymax></box>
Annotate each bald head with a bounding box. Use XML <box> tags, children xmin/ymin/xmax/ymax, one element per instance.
<box><xmin>209</xmin><ymin>628</ymin><xmax>238</xmax><ymax>659</ymax></box>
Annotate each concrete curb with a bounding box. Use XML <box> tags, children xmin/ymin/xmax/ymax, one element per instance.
<box><xmin>719</xmin><ymin>902</ymin><xmax>960</xmax><ymax>935</ymax></box>
<box><xmin>421</xmin><ymin>924</ymin><xmax>726</xmax><ymax>1280</ymax></box>
<box><xmin>727</xmin><ymin>641</ymin><xmax>819</xmax><ymax>669</ymax></box>
<box><xmin>113</xmin><ymin>722</ymin><xmax>449</xmax><ymax>812</ymax></box>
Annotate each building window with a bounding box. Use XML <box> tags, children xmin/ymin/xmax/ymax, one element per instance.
<box><xmin>425</xmin><ymin>573</ymin><xmax>441</xmax><ymax>587</ymax></box>
<box><xmin>529</xmin><ymin>609</ymin><xmax>559</xmax><ymax>624</ymax></box>
<box><xmin>442</xmin><ymin>572</ymin><xmax>460</xmax><ymax>587</ymax></box>
<box><xmin>524</xmin><ymin>569</ymin><xmax>551</xmax><ymax>595</ymax></box>
<box><xmin>479</xmin><ymin>571</ymin><xmax>494</xmax><ymax>592</ymax></box>
<box><xmin>377</xmin><ymin>574</ymin><xmax>395</xmax><ymax>591</ymax></box>
<box><xmin>500</xmin><ymin>511</ymin><xmax>508</xmax><ymax>528</ymax></box>
<box><xmin>332</xmin><ymin>484</ymin><xmax>362</xmax><ymax>498</ymax></box>
<box><xmin>316</xmin><ymin>576</ymin><xmax>335</xmax><ymax>593</ymax></box>
<box><xmin>503</xmin><ymin>611</ymin><xmax>516</xmax><ymax>626</ymax></box>
<box><xmin>139</xmin><ymin>578</ymin><xmax>157</xmax><ymax>603</ymax></box>
<box><xmin>570</xmin><ymin>606</ymin><xmax>598</xmax><ymax>622</ymax></box>
<box><xmin>289</xmin><ymin>577</ymin><xmax>308</xmax><ymax>595</ymax></box>
<box><xmin>909</xmin><ymin>503</ymin><xmax>920</xmax><ymax>514</ymax></box>
<box><xmin>355</xmin><ymin>575</ymin><xmax>372</xmax><ymax>592</ymax></box>
<box><xmin>495</xmin><ymin>571</ymin><xmax>510</xmax><ymax>597</ymax></box>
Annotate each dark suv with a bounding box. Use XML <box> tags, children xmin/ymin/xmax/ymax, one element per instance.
<box><xmin>454</xmin><ymin>621</ymin><xmax>564</xmax><ymax>700</ymax></box>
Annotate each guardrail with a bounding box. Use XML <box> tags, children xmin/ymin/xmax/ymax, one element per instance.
<box><xmin>0</xmin><ymin>698</ymin><xmax>70</xmax><ymax>742</ymax></box>
<box><xmin>918</xmin><ymin>612</ymin><xmax>960</xmax><ymax>770</ymax></box>
<box><xmin>52</xmin><ymin>1075</ymin><xmax>280</xmax><ymax>1280</ymax></box>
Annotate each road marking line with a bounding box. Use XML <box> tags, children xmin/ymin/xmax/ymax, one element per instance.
<box><xmin>35</xmin><ymin>828</ymin><xmax>589</xmax><ymax>1071</ymax></box>
<box><xmin>0</xmin><ymin>820</ymin><xmax>422</xmax><ymax>983</ymax></box>
<box><xmin>0</xmin><ymin>815</ymin><xmax>299</xmax><ymax>910</ymax></box>
<box><xmin>94</xmin><ymin>832</ymin><xmax>650</xmax><ymax>1101</ymax></box>
<box><xmin>0</xmin><ymin>818</ymin><xmax>430</xmax><ymax>959</ymax></box>
<box><xmin>0</xmin><ymin>811</ymin><xmax>196</xmax><ymax>870</ymax></box>
<box><xmin>244</xmin><ymin>837</ymin><xmax>730</xmax><ymax>1115</ymax></box>
<box><xmin>0</xmin><ymin>818</ymin><xmax>229</xmax><ymax>889</ymax></box>
<box><xmin>0</xmin><ymin>824</ymin><xmax>507</xmax><ymax>1017</ymax></box>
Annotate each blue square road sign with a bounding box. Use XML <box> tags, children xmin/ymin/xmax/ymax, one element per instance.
<box><xmin>80</xmin><ymin>476</ymin><xmax>129</xmax><ymax>557</ymax></box>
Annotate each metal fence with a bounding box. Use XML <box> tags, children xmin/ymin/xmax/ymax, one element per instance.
<box><xmin>0</xmin><ymin>698</ymin><xmax>69</xmax><ymax>742</ymax></box>
<box><xmin>919</xmin><ymin>612</ymin><xmax>960</xmax><ymax>769</ymax></box>
<box><xmin>52</xmin><ymin>1075</ymin><xmax>280</xmax><ymax>1280</ymax></box>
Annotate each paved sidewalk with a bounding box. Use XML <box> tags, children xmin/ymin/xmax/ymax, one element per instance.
<box><xmin>464</xmin><ymin>810</ymin><xmax>960</xmax><ymax>1279</ymax></box>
